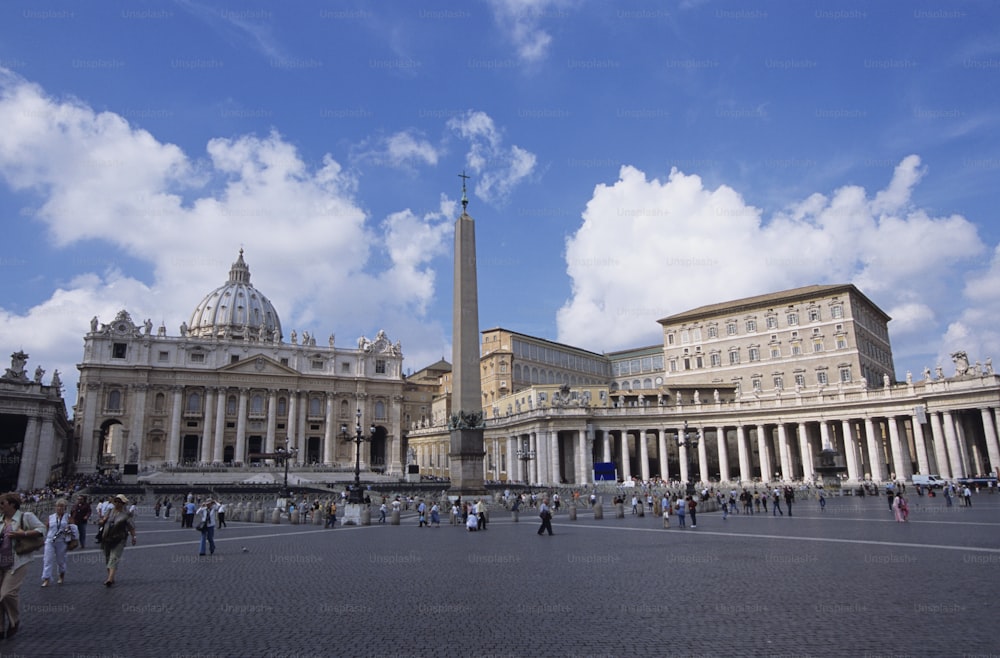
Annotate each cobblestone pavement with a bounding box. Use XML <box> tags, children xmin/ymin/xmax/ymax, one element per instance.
<box><xmin>11</xmin><ymin>494</ymin><xmax>1000</xmax><ymax>658</ymax></box>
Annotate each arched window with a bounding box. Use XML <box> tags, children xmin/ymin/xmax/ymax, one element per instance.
<box><xmin>107</xmin><ymin>389</ymin><xmax>122</xmax><ymax>412</ymax></box>
<box><xmin>309</xmin><ymin>397</ymin><xmax>322</xmax><ymax>417</ymax></box>
<box><xmin>277</xmin><ymin>397</ymin><xmax>287</xmax><ymax>416</ymax></box>
<box><xmin>340</xmin><ymin>399</ymin><xmax>350</xmax><ymax>417</ymax></box>
<box><xmin>250</xmin><ymin>394</ymin><xmax>264</xmax><ymax>414</ymax></box>
<box><xmin>186</xmin><ymin>392</ymin><xmax>201</xmax><ymax>413</ymax></box>
<box><xmin>154</xmin><ymin>392</ymin><xmax>165</xmax><ymax>413</ymax></box>
<box><xmin>227</xmin><ymin>396</ymin><xmax>237</xmax><ymax>415</ymax></box>
<box><xmin>375</xmin><ymin>400</ymin><xmax>386</xmax><ymax>420</ymax></box>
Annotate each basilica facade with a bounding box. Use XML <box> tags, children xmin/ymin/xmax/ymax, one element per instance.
<box><xmin>73</xmin><ymin>251</ymin><xmax>406</xmax><ymax>476</ymax></box>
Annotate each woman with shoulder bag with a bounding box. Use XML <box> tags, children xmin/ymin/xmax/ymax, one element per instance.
<box><xmin>0</xmin><ymin>492</ymin><xmax>46</xmax><ymax>639</ymax></box>
<box><xmin>41</xmin><ymin>498</ymin><xmax>78</xmax><ymax>587</ymax></box>
<box><xmin>100</xmin><ymin>495</ymin><xmax>137</xmax><ymax>587</ymax></box>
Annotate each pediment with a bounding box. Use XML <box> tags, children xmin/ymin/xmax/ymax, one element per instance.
<box><xmin>219</xmin><ymin>355</ymin><xmax>299</xmax><ymax>376</ymax></box>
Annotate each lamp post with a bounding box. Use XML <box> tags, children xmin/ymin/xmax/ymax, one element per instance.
<box><xmin>676</xmin><ymin>421</ymin><xmax>699</xmax><ymax>497</ymax></box>
<box><xmin>278</xmin><ymin>438</ymin><xmax>298</xmax><ymax>498</ymax></box>
<box><xmin>516</xmin><ymin>440</ymin><xmax>536</xmax><ymax>485</ymax></box>
<box><xmin>340</xmin><ymin>408</ymin><xmax>375</xmax><ymax>504</ymax></box>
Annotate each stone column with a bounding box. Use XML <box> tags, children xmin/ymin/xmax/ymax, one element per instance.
<box><xmin>716</xmin><ymin>428</ymin><xmax>730</xmax><ymax>482</ymax></box>
<box><xmin>638</xmin><ymin>429</ymin><xmax>650</xmax><ymax>482</ymax></box>
<box><xmin>928</xmin><ymin>411</ymin><xmax>950</xmax><ymax>477</ymax></box>
<box><xmin>910</xmin><ymin>413</ymin><xmax>930</xmax><ymax>476</ymax></box>
<box><xmin>549</xmin><ymin>430</ymin><xmax>560</xmax><ymax>485</ymax></box>
<box><xmin>619</xmin><ymin>430</ymin><xmax>632</xmax><ymax>482</ymax></box>
<box><xmin>799</xmin><ymin>424</ymin><xmax>815</xmax><ymax>481</ymax></box>
<box><xmin>266</xmin><ymin>390</ymin><xmax>278</xmax><ymax>455</ymax></box>
<box><xmin>213</xmin><ymin>388</ymin><xmax>226</xmax><ymax>464</ymax></box>
<box><xmin>678</xmin><ymin>438</ymin><xmax>689</xmax><ymax>485</ymax></box>
<box><xmin>981</xmin><ymin>407</ymin><xmax>1000</xmax><ymax>475</ymax></box>
<box><xmin>167</xmin><ymin>386</ymin><xmax>183</xmax><ymax>465</ymax></box>
<box><xmin>17</xmin><ymin>416</ymin><xmax>40</xmax><ymax>491</ymax></box>
<box><xmin>388</xmin><ymin>395</ymin><xmax>404</xmax><ymax>476</ymax></box>
<box><xmin>129</xmin><ymin>384</ymin><xmax>148</xmax><ymax>464</ymax></box>
<box><xmin>697</xmin><ymin>427</ymin><xmax>709</xmax><ymax>484</ymax></box>
<box><xmin>864</xmin><ymin>417</ymin><xmax>885</xmax><ymax>481</ymax></box>
<box><xmin>324</xmin><ymin>394</ymin><xmax>336</xmax><ymax>464</ymax></box>
<box><xmin>777</xmin><ymin>424</ymin><xmax>792</xmax><ymax>482</ymax></box>
<box><xmin>737</xmin><ymin>425</ymin><xmax>750</xmax><ymax>483</ymax></box>
<box><xmin>657</xmin><ymin>429</ymin><xmax>669</xmax><ymax>482</ymax></box>
<box><xmin>201</xmin><ymin>388</ymin><xmax>215</xmax><ymax>463</ymax></box>
<box><xmin>757</xmin><ymin>425</ymin><xmax>772</xmax><ymax>483</ymax></box>
<box><xmin>941</xmin><ymin>411</ymin><xmax>965</xmax><ymax>479</ymax></box>
<box><xmin>582</xmin><ymin>428</ymin><xmax>595</xmax><ymax>485</ymax></box>
<box><xmin>887</xmin><ymin>416</ymin><xmax>912</xmax><ymax>480</ymax></box>
<box><xmin>235</xmin><ymin>388</ymin><xmax>249</xmax><ymax>464</ymax></box>
<box><xmin>32</xmin><ymin>411</ymin><xmax>56</xmax><ymax>488</ymax></box>
<box><xmin>841</xmin><ymin>419</ymin><xmax>860</xmax><ymax>482</ymax></box>
<box><xmin>602</xmin><ymin>430</ymin><xmax>611</xmax><ymax>463</ymax></box>
<box><xmin>297</xmin><ymin>391</ymin><xmax>307</xmax><ymax>457</ymax></box>
<box><xmin>287</xmin><ymin>392</ymin><xmax>298</xmax><ymax>453</ymax></box>
<box><xmin>529</xmin><ymin>432</ymin><xmax>539</xmax><ymax>485</ymax></box>
<box><xmin>79</xmin><ymin>382</ymin><xmax>101</xmax><ymax>470</ymax></box>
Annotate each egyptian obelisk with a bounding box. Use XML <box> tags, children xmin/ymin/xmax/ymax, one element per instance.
<box><xmin>449</xmin><ymin>173</ymin><xmax>486</xmax><ymax>495</ymax></box>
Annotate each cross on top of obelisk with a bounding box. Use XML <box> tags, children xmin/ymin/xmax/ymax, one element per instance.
<box><xmin>458</xmin><ymin>170</ymin><xmax>469</xmax><ymax>212</ymax></box>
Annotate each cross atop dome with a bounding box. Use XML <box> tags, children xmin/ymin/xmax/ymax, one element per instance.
<box><xmin>229</xmin><ymin>248</ymin><xmax>251</xmax><ymax>284</ymax></box>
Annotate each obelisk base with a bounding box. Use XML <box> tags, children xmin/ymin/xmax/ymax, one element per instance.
<box><xmin>449</xmin><ymin>428</ymin><xmax>487</xmax><ymax>496</ymax></box>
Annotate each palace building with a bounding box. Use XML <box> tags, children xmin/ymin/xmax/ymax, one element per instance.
<box><xmin>406</xmin><ymin>284</ymin><xmax>1000</xmax><ymax>488</ymax></box>
<box><xmin>73</xmin><ymin>250</ymin><xmax>406</xmax><ymax>478</ymax></box>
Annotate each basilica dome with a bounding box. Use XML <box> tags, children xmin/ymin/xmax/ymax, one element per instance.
<box><xmin>187</xmin><ymin>250</ymin><xmax>283</xmax><ymax>341</ymax></box>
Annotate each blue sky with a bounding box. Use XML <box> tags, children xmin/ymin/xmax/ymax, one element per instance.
<box><xmin>2</xmin><ymin>0</ymin><xmax>1000</xmax><ymax>407</ymax></box>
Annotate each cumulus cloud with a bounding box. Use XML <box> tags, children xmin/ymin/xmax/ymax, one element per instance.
<box><xmin>487</xmin><ymin>0</ymin><xmax>568</xmax><ymax>63</ymax></box>
<box><xmin>447</xmin><ymin>110</ymin><xmax>536</xmax><ymax>205</ymax></box>
<box><xmin>0</xmin><ymin>70</ymin><xmax>452</xmax><ymax>401</ymax></box>
<box><xmin>353</xmin><ymin>130</ymin><xmax>441</xmax><ymax>170</ymax></box>
<box><xmin>557</xmin><ymin>158</ymin><xmax>991</xmax><ymax>372</ymax></box>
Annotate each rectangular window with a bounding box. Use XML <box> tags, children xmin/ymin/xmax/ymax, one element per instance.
<box><xmin>311</xmin><ymin>360</ymin><xmax>324</xmax><ymax>369</ymax></box>
<box><xmin>667</xmin><ymin>333</ymin><xmax>675</xmax><ymax>345</ymax></box>
<box><xmin>746</xmin><ymin>319</ymin><xmax>757</xmax><ymax>333</ymax></box>
<box><xmin>766</xmin><ymin>316</ymin><xmax>778</xmax><ymax>329</ymax></box>
<box><xmin>794</xmin><ymin>374</ymin><xmax>805</xmax><ymax>387</ymax></box>
<box><xmin>190</xmin><ymin>353</ymin><xmax>205</xmax><ymax>363</ymax></box>
<box><xmin>831</xmin><ymin>305</ymin><xmax>844</xmax><ymax>319</ymax></box>
<box><xmin>792</xmin><ymin>344</ymin><xmax>802</xmax><ymax>356</ymax></box>
<box><xmin>710</xmin><ymin>353</ymin><xmax>721</xmax><ymax>367</ymax></box>
<box><xmin>112</xmin><ymin>343</ymin><xmax>127</xmax><ymax>359</ymax></box>
<box><xmin>729</xmin><ymin>351</ymin><xmax>740</xmax><ymax>365</ymax></box>
<box><xmin>376</xmin><ymin>359</ymin><xmax>387</xmax><ymax>374</ymax></box>
<box><xmin>692</xmin><ymin>328</ymin><xmax>702</xmax><ymax>341</ymax></box>
<box><xmin>727</xmin><ymin>323</ymin><xmax>737</xmax><ymax>336</ymax></box>
<box><xmin>809</xmin><ymin>309</ymin><xmax>820</xmax><ymax>322</ymax></box>
<box><xmin>695</xmin><ymin>356</ymin><xmax>703</xmax><ymax>368</ymax></box>
<box><xmin>158</xmin><ymin>351</ymin><xmax>169</xmax><ymax>362</ymax></box>
<box><xmin>773</xmin><ymin>376</ymin><xmax>783</xmax><ymax>390</ymax></box>
<box><xmin>752</xmin><ymin>378</ymin><xmax>762</xmax><ymax>391</ymax></box>
<box><xmin>770</xmin><ymin>347</ymin><xmax>781</xmax><ymax>359</ymax></box>
<box><xmin>840</xmin><ymin>368</ymin><xmax>852</xmax><ymax>383</ymax></box>
<box><xmin>749</xmin><ymin>347</ymin><xmax>760</xmax><ymax>362</ymax></box>
<box><xmin>836</xmin><ymin>336</ymin><xmax>847</xmax><ymax>349</ymax></box>
<box><xmin>669</xmin><ymin>360</ymin><xmax>677</xmax><ymax>372</ymax></box>
<box><xmin>787</xmin><ymin>313</ymin><xmax>799</xmax><ymax>326</ymax></box>
<box><xmin>817</xmin><ymin>371</ymin><xmax>828</xmax><ymax>385</ymax></box>
<box><xmin>813</xmin><ymin>341</ymin><xmax>823</xmax><ymax>353</ymax></box>
<box><xmin>707</xmin><ymin>326</ymin><xmax>718</xmax><ymax>339</ymax></box>
<box><xmin>231</xmin><ymin>355</ymin><xmax>240</xmax><ymax>364</ymax></box>
<box><xmin>341</xmin><ymin>361</ymin><xmax>350</xmax><ymax>372</ymax></box>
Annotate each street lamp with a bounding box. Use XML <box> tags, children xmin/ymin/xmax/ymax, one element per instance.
<box><xmin>516</xmin><ymin>440</ymin><xmax>536</xmax><ymax>485</ymax></box>
<box><xmin>340</xmin><ymin>408</ymin><xmax>376</xmax><ymax>504</ymax></box>
<box><xmin>278</xmin><ymin>438</ymin><xmax>298</xmax><ymax>498</ymax></box>
<box><xmin>676</xmin><ymin>421</ymin><xmax>699</xmax><ymax>497</ymax></box>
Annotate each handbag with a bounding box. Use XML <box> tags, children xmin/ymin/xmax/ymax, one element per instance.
<box><xmin>14</xmin><ymin>514</ymin><xmax>45</xmax><ymax>555</ymax></box>
<box><xmin>95</xmin><ymin>523</ymin><xmax>105</xmax><ymax>544</ymax></box>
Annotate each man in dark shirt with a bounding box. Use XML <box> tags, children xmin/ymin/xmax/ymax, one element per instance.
<box><xmin>71</xmin><ymin>495</ymin><xmax>93</xmax><ymax>548</ymax></box>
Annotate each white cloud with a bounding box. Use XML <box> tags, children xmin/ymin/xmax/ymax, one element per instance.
<box><xmin>354</xmin><ymin>130</ymin><xmax>441</xmax><ymax>170</ymax></box>
<box><xmin>487</xmin><ymin>0</ymin><xmax>568</xmax><ymax>63</ymax></box>
<box><xmin>557</xmin><ymin>158</ymin><xmax>990</xmax><ymax>371</ymax></box>
<box><xmin>447</xmin><ymin>110</ymin><xmax>536</xmax><ymax>205</ymax></box>
<box><xmin>0</xmin><ymin>70</ymin><xmax>453</xmax><ymax>402</ymax></box>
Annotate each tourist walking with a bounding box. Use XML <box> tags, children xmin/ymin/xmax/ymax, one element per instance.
<box><xmin>326</xmin><ymin>501</ymin><xmax>337</xmax><ymax>528</ymax></box>
<box><xmin>476</xmin><ymin>499</ymin><xmax>487</xmax><ymax>530</ymax></box>
<box><xmin>378</xmin><ymin>501</ymin><xmax>387</xmax><ymax>524</ymax></box>
<box><xmin>99</xmin><ymin>494</ymin><xmax>137</xmax><ymax>587</ymax></box>
<box><xmin>197</xmin><ymin>499</ymin><xmax>218</xmax><ymax>556</ymax></box>
<box><xmin>784</xmin><ymin>486</ymin><xmax>795</xmax><ymax>517</ymax></box>
<box><xmin>430</xmin><ymin>503</ymin><xmax>441</xmax><ymax>527</ymax></box>
<box><xmin>70</xmin><ymin>495</ymin><xmax>92</xmax><ymax>549</ymax></box>
<box><xmin>688</xmin><ymin>496</ymin><xmax>698</xmax><ymax>528</ymax></box>
<box><xmin>417</xmin><ymin>500</ymin><xmax>427</xmax><ymax>527</ymax></box>
<box><xmin>216</xmin><ymin>501</ymin><xmax>227</xmax><ymax>529</ymax></box>
<box><xmin>944</xmin><ymin>485</ymin><xmax>953</xmax><ymax>507</ymax></box>
<box><xmin>818</xmin><ymin>491</ymin><xmax>826</xmax><ymax>511</ymax></box>
<box><xmin>892</xmin><ymin>492</ymin><xmax>908</xmax><ymax>522</ymax></box>
<box><xmin>183</xmin><ymin>499</ymin><xmax>196</xmax><ymax>528</ymax></box>
<box><xmin>772</xmin><ymin>490</ymin><xmax>783</xmax><ymax>516</ymax></box>
<box><xmin>963</xmin><ymin>486</ymin><xmax>973</xmax><ymax>507</ymax></box>
<box><xmin>0</xmin><ymin>492</ymin><xmax>45</xmax><ymax>638</ymax></box>
<box><xmin>675</xmin><ymin>496</ymin><xmax>687</xmax><ymax>528</ymax></box>
<box><xmin>537</xmin><ymin>498</ymin><xmax>554</xmax><ymax>536</ymax></box>
<box><xmin>41</xmin><ymin>498</ymin><xmax>78</xmax><ymax>587</ymax></box>
<box><xmin>661</xmin><ymin>494</ymin><xmax>671</xmax><ymax>528</ymax></box>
